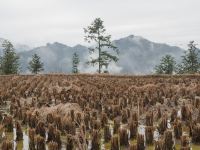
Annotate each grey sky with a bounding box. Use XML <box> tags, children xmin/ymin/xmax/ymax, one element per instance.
<box><xmin>0</xmin><ymin>0</ymin><xmax>199</xmax><ymax>48</ymax></box>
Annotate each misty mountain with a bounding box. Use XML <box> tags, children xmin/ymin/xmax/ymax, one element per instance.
<box><xmin>2</xmin><ymin>35</ymin><xmax>185</xmax><ymax>74</ymax></box>
<box><xmin>114</xmin><ymin>35</ymin><xmax>184</xmax><ymax>74</ymax></box>
<box><xmin>19</xmin><ymin>42</ymin><xmax>89</xmax><ymax>73</ymax></box>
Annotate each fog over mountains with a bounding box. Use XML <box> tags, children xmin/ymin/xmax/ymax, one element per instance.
<box><xmin>0</xmin><ymin>35</ymin><xmax>185</xmax><ymax>74</ymax></box>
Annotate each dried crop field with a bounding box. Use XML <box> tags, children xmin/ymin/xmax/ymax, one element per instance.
<box><xmin>0</xmin><ymin>74</ymin><xmax>200</xmax><ymax>150</ymax></box>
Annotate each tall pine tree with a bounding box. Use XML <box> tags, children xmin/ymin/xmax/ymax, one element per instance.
<box><xmin>84</xmin><ymin>18</ymin><xmax>119</xmax><ymax>73</ymax></box>
<box><xmin>72</xmin><ymin>52</ymin><xmax>80</xmax><ymax>73</ymax></box>
<box><xmin>177</xmin><ymin>41</ymin><xmax>200</xmax><ymax>74</ymax></box>
<box><xmin>28</xmin><ymin>54</ymin><xmax>44</xmax><ymax>74</ymax></box>
<box><xmin>0</xmin><ymin>40</ymin><xmax>19</xmax><ymax>75</ymax></box>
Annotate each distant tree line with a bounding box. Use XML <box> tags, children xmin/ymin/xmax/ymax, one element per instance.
<box><xmin>154</xmin><ymin>41</ymin><xmax>200</xmax><ymax>74</ymax></box>
<box><xmin>0</xmin><ymin>18</ymin><xmax>199</xmax><ymax>75</ymax></box>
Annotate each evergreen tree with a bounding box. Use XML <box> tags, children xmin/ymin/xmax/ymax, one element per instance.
<box><xmin>28</xmin><ymin>54</ymin><xmax>44</xmax><ymax>74</ymax></box>
<box><xmin>0</xmin><ymin>40</ymin><xmax>19</xmax><ymax>74</ymax></box>
<box><xmin>84</xmin><ymin>18</ymin><xmax>119</xmax><ymax>73</ymax></box>
<box><xmin>154</xmin><ymin>54</ymin><xmax>176</xmax><ymax>74</ymax></box>
<box><xmin>72</xmin><ymin>52</ymin><xmax>80</xmax><ymax>73</ymax></box>
<box><xmin>177</xmin><ymin>41</ymin><xmax>200</xmax><ymax>74</ymax></box>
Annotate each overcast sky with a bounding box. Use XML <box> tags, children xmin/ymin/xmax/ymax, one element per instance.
<box><xmin>0</xmin><ymin>0</ymin><xmax>199</xmax><ymax>48</ymax></box>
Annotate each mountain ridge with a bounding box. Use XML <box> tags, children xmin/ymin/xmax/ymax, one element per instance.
<box><xmin>1</xmin><ymin>35</ymin><xmax>185</xmax><ymax>74</ymax></box>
